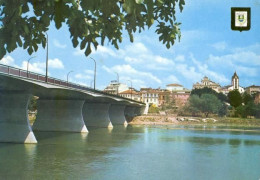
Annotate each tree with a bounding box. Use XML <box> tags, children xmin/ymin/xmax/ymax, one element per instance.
<box><xmin>242</xmin><ymin>92</ymin><xmax>253</xmax><ymax>105</ymax></box>
<box><xmin>186</xmin><ymin>94</ymin><xmax>222</xmax><ymax>117</ymax></box>
<box><xmin>228</xmin><ymin>90</ymin><xmax>242</xmax><ymax>108</ymax></box>
<box><xmin>200</xmin><ymin>94</ymin><xmax>221</xmax><ymax>117</ymax></box>
<box><xmin>0</xmin><ymin>0</ymin><xmax>185</xmax><ymax>59</ymax></box>
<box><xmin>191</xmin><ymin>87</ymin><xmax>217</xmax><ymax>97</ymax></box>
<box><xmin>191</xmin><ymin>87</ymin><xmax>227</xmax><ymax>102</ymax></box>
<box><xmin>28</xmin><ymin>96</ymin><xmax>38</xmax><ymax>112</ymax></box>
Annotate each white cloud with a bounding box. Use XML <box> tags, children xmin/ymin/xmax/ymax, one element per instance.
<box><xmin>84</xmin><ymin>69</ymin><xmax>94</xmax><ymax>75</ymax></box>
<box><xmin>21</xmin><ymin>61</ymin><xmax>45</xmax><ymax>74</ymax></box>
<box><xmin>0</xmin><ymin>56</ymin><xmax>15</xmax><ymax>66</ymax></box>
<box><xmin>53</xmin><ymin>39</ymin><xmax>67</xmax><ymax>49</ymax></box>
<box><xmin>48</xmin><ymin>58</ymin><xmax>64</xmax><ymax>69</ymax></box>
<box><xmin>166</xmin><ymin>75</ymin><xmax>180</xmax><ymax>84</ymax></box>
<box><xmin>74</xmin><ymin>73</ymin><xmax>92</xmax><ymax>80</ymax></box>
<box><xmin>208</xmin><ymin>51</ymin><xmax>260</xmax><ymax>77</ymax></box>
<box><xmin>211</xmin><ymin>41</ymin><xmax>227</xmax><ymax>51</ymax></box>
<box><xmin>73</xmin><ymin>47</ymin><xmax>85</xmax><ymax>56</ymax></box>
<box><xmin>124</xmin><ymin>56</ymin><xmax>142</xmax><ymax>64</ymax></box>
<box><xmin>175</xmin><ymin>64</ymin><xmax>202</xmax><ymax>83</ymax></box>
<box><xmin>102</xmin><ymin>64</ymin><xmax>162</xmax><ymax>85</ymax></box>
<box><xmin>190</xmin><ymin>54</ymin><xmax>229</xmax><ymax>84</ymax></box>
<box><xmin>175</xmin><ymin>55</ymin><xmax>185</xmax><ymax>62</ymax></box>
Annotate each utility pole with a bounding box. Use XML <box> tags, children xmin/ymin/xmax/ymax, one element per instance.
<box><xmin>45</xmin><ymin>33</ymin><xmax>49</xmax><ymax>83</ymax></box>
<box><xmin>89</xmin><ymin>57</ymin><xmax>96</xmax><ymax>90</ymax></box>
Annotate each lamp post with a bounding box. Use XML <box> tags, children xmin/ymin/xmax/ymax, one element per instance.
<box><xmin>45</xmin><ymin>32</ymin><xmax>49</xmax><ymax>83</ymax></box>
<box><xmin>67</xmin><ymin>70</ymin><xmax>74</xmax><ymax>86</ymax></box>
<box><xmin>89</xmin><ymin>57</ymin><xmax>96</xmax><ymax>90</ymax></box>
<box><xmin>127</xmin><ymin>80</ymin><xmax>132</xmax><ymax>100</ymax></box>
<box><xmin>27</xmin><ymin>56</ymin><xmax>36</xmax><ymax>78</ymax></box>
<box><xmin>115</xmin><ymin>72</ymin><xmax>119</xmax><ymax>95</ymax></box>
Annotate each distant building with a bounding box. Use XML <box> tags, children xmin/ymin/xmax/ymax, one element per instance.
<box><xmin>119</xmin><ymin>89</ymin><xmax>140</xmax><ymax>101</ymax></box>
<box><xmin>221</xmin><ymin>72</ymin><xmax>244</xmax><ymax>94</ymax></box>
<box><xmin>158</xmin><ymin>84</ymin><xmax>191</xmax><ymax>108</ymax></box>
<box><xmin>103</xmin><ymin>80</ymin><xmax>128</xmax><ymax>95</ymax></box>
<box><xmin>140</xmin><ymin>88</ymin><xmax>160</xmax><ymax>107</ymax></box>
<box><xmin>255</xmin><ymin>93</ymin><xmax>260</xmax><ymax>104</ymax></box>
<box><xmin>172</xmin><ymin>91</ymin><xmax>190</xmax><ymax>108</ymax></box>
<box><xmin>193</xmin><ymin>76</ymin><xmax>221</xmax><ymax>92</ymax></box>
<box><xmin>166</xmin><ymin>84</ymin><xmax>184</xmax><ymax>91</ymax></box>
<box><xmin>245</xmin><ymin>85</ymin><xmax>260</xmax><ymax>95</ymax></box>
<box><xmin>158</xmin><ymin>90</ymin><xmax>171</xmax><ymax>107</ymax></box>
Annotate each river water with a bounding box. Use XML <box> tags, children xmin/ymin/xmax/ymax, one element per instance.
<box><xmin>1</xmin><ymin>125</ymin><xmax>260</xmax><ymax>180</ymax></box>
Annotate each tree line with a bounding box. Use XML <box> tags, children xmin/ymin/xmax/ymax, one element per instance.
<box><xmin>179</xmin><ymin>87</ymin><xmax>260</xmax><ymax>118</ymax></box>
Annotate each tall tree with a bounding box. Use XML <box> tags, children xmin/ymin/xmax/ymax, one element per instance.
<box><xmin>228</xmin><ymin>90</ymin><xmax>242</xmax><ymax>108</ymax></box>
<box><xmin>186</xmin><ymin>94</ymin><xmax>222</xmax><ymax>117</ymax></box>
<box><xmin>0</xmin><ymin>0</ymin><xmax>185</xmax><ymax>59</ymax></box>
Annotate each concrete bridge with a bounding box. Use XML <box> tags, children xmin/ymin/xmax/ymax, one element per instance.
<box><xmin>0</xmin><ymin>64</ymin><xmax>145</xmax><ymax>144</ymax></box>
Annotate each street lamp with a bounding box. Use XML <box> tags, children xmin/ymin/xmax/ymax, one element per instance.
<box><xmin>27</xmin><ymin>56</ymin><xmax>36</xmax><ymax>78</ymax></box>
<box><xmin>89</xmin><ymin>57</ymin><xmax>97</xmax><ymax>90</ymax></box>
<box><xmin>45</xmin><ymin>32</ymin><xmax>49</xmax><ymax>83</ymax></box>
<box><xmin>67</xmin><ymin>70</ymin><xmax>74</xmax><ymax>85</ymax></box>
<box><xmin>127</xmin><ymin>80</ymin><xmax>132</xmax><ymax>100</ymax></box>
<box><xmin>115</xmin><ymin>72</ymin><xmax>119</xmax><ymax>95</ymax></box>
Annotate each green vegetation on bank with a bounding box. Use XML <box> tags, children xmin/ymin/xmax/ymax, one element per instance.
<box><xmin>178</xmin><ymin>88</ymin><xmax>260</xmax><ymax>119</ymax></box>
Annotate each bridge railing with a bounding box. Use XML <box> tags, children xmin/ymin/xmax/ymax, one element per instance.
<box><xmin>0</xmin><ymin>63</ymin><xmax>144</xmax><ymax>105</ymax></box>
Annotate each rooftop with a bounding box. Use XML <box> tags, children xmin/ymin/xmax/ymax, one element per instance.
<box><xmin>166</xmin><ymin>83</ymin><xmax>183</xmax><ymax>87</ymax></box>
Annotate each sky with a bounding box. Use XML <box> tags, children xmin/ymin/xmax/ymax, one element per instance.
<box><xmin>1</xmin><ymin>0</ymin><xmax>260</xmax><ymax>90</ymax></box>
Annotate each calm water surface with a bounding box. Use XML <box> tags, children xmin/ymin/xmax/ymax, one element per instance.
<box><xmin>1</xmin><ymin>125</ymin><xmax>260</xmax><ymax>180</ymax></box>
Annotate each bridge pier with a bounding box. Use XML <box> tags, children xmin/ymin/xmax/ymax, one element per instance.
<box><xmin>109</xmin><ymin>104</ymin><xmax>127</xmax><ymax>126</ymax></box>
<box><xmin>135</xmin><ymin>106</ymin><xmax>145</xmax><ymax>116</ymax></box>
<box><xmin>33</xmin><ymin>100</ymin><xmax>88</xmax><ymax>133</ymax></box>
<box><xmin>83</xmin><ymin>102</ymin><xmax>113</xmax><ymax>128</ymax></box>
<box><xmin>0</xmin><ymin>92</ymin><xmax>37</xmax><ymax>143</ymax></box>
<box><xmin>124</xmin><ymin>106</ymin><xmax>137</xmax><ymax>122</ymax></box>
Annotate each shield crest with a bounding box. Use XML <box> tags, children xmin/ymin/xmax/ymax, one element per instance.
<box><xmin>238</xmin><ymin>15</ymin><xmax>245</xmax><ymax>23</ymax></box>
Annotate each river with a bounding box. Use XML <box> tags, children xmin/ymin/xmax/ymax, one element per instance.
<box><xmin>1</xmin><ymin>125</ymin><xmax>260</xmax><ymax>180</ymax></box>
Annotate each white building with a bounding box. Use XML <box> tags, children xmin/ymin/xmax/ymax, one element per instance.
<box><xmin>166</xmin><ymin>84</ymin><xmax>185</xmax><ymax>91</ymax></box>
<box><xmin>193</xmin><ymin>76</ymin><xmax>221</xmax><ymax>92</ymax></box>
<box><xmin>221</xmin><ymin>72</ymin><xmax>244</xmax><ymax>94</ymax></box>
<box><xmin>103</xmin><ymin>80</ymin><xmax>129</xmax><ymax>95</ymax></box>
<box><xmin>140</xmin><ymin>88</ymin><xmax>160</xmax><ymax>107</ymax></box>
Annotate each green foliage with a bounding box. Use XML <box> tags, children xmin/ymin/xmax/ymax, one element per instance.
<box><xmin>148</xmin><ymin>104</ymin><xmax>159</xmax><ymax>113</ymax></box>
<box><xmin>28</xmin><ymin>96</ymin><xmax>37</xmax><ymax>112</ymax></box>
<box><xmin>0</xmin><ymin>0</ymin><xmax>185</xmax><ymax>59</ymax></box>
<box><xmin>218</xmin><ymin>103</ymin><xmax>228</xmax><ymax>117</ymax></box>
<box><xmin>185</xmin><ymin>94</ymin><xmax>223</xmax><ymax>117</ymax></box>
<box><xmin>228</xmin><ymin>90</ymin><xmax>242</xmax><ymax>108</ymax></box>
<box><xmin>242</xmin><ymin>92</ymin><xmax>253</xmax><ymax>105</ymax></box>
<box><xmin>161</xmin><ymin>93</ymin><xmax>175</xmax><ymax>110</ymax></box>
<box><xmin>191</xmin><ymin>87</ymin><xmax>227</xmax><ymax>102</ymax></box>
<box><xmin>235</xmin><ymin>101</ymin><xmax>260</xmax><ymax>118</ymax></box>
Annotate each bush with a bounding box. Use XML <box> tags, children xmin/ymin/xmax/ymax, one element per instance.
<box><xmin>148</xmin><ymin>104</ymin><xmax>160</xmax><ymax>114</ymax></box>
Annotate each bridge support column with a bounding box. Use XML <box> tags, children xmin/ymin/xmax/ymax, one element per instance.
<box><xmin>125</xmin><ymin>106</ymin><xmax>136</xmax><ymax>122</ymax></box>
<box><xmin>0</xmin><ymin>92</ymin><xmax>37</xmax><ymax>143</ymax></box>
<box><xmin>33</xmin><ymin>100</ymin><xmax>88</xmax><ymax>133</ymax></box>
<box><xmin>83</xmin><ymin>102</ymin><xmax>113</xmax><ymax>128</ymax></box>
<box><xmin>135</xmin><ymin>106</ymin><xmax>145</xmax><ymax>116</ymax></box>
<box><xmin>109</xmin><ymin>104</ymin><xmax>127</xmax><ymax>125</ymax></box>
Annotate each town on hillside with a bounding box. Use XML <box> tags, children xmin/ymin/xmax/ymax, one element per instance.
<box><xmin>103</xmin><ymin>71</ymin><xmax>260</xmax><ymax>110</ymax></box>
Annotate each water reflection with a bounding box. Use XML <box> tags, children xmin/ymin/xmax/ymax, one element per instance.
<box><xmin>0</xmin><ymin>126</ymin><xmax>260</xmax><ymax>179</ymax></box>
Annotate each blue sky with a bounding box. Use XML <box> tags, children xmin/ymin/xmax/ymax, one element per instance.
<box><xmin>1</xmin><ymin>0</ymin><xmax>260</xmax><ymax>90</ymax></box>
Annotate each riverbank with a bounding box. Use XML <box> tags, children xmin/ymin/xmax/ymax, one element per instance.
<box><xmin>129</xmin><ymin>115</ymin><xmax>260</xmax><ymax>127</ymax></box>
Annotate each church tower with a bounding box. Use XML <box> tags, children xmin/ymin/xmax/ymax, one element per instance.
<box><xmin>232</xmin><ymin>71</ymin><xmax>239</xmax><ymax>90</ymax></box>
